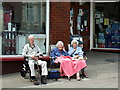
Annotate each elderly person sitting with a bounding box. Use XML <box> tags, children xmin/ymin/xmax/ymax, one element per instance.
<box><xmin>77</xmin><ymin>40</ymin><xmax>88</xmax><ymax>78</ymax></box>
<box><xmin>22</xmin><ymin>35</ymin><xmax>48</xmax><ymax>85</ymax></box>
<box><xmin>50</xmin><ymin>41</ymin><xmax>69</xmax><ymax>59</ymax></box>
<box><xmin>68</xmin><ymin>39</ymin><xmax>88</xmax><ymax>80</ymax></box>
<box><xmin>50</xmin><ymin>41</ymin><xmax>87</xmax><ymax>81</ymax></box>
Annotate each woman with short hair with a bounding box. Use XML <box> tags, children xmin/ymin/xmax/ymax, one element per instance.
<box><xmin>50</xmin><ymin>41</ymin><xmax>87</xmax><ymax>81</ymax></box>
<box><xmin>50</xmin><ymin>41</ymin><xmax>69</xmax><ymax>58</ymax></box>
<box><xmin>68</xmin><ymin>39</ymin><xmax>87</xmax><ymax>80</ymax></box>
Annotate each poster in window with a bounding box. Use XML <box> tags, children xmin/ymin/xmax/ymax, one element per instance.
<box><xmin>96</xmin><ymin>19</ymin><xmax>100</xmax><ymax>24</ymax></box>
<box><xmin>70</xmin><ymin>8</ymin><xmax>73</xmax><ymax>17</ymax></box>
<box><xmin>79</xmin><ymin>9</ymin><xmax>83</xmax><ymax>16</ymax></box>
<box><xmin>104</xmin><ymin>18</ymin><xmax>109</xmax><ymax>25</ymax></box>
<box><xmin>95</xmin><ymin>14</ymin><xmax>101</xmax><ymax>18</ymax></box>
<box><xmin>100</xmin><ymin>18</ymin><xmax>103</xmax><ymax>23</ymax></box>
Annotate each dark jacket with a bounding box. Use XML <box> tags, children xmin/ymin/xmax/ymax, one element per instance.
<box><xmin>50</xmin><ymin>48</ymin><xmax>70</xmax><ymax>58</ymax></box>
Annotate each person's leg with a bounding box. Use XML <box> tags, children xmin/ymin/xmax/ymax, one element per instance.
<box><xmin>73</xmin><ymin>60</ymin><xmax>87</xmax><ymax>80</ymax></box>
<box><xmin>28</xmin><ymin>60</ymin><xmax>39</xmax><ymax>85</ymax></box>
<box><xmin>38</xmin><ymin>60</ymin><xmax>48</xmax><ymax>84</ymax></box>
<box><xmin>28</xmin><ymin>60</ymin><xmax>35</xmax><ymax>77</ymax></box>
<box><xmin>76</xmin><ymin>71</ymin><xmax>81</xmax><ymax>81</ymax></box>
<box><xmin>74</xmin><ymin>60</ymin><xmax>88</xmax><ymax>78</ymax></box>
<box><xmin>81</xmin><ymin>68</ymin><xmax>88</xmax><ymax>78</ymax></box>
<box><xmin>38</xmin><ymin>60</ymin><xmax>48</xmax><ymax>76</ymax></box>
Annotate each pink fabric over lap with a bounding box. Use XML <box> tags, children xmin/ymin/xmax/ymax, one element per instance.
<box><xmin>54</xmin><ymin>56</ymin><xmax>87</xmax><ymax>78</ymax></box>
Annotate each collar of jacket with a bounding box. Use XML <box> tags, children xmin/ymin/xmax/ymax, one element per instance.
<box><xmin>28</xmin><ymin>43</ymin><xmax>35</xmax><ymax>49</ymax></box>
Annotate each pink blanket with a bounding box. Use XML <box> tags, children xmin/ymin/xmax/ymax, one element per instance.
<box><xmin>54</xmin><ymin>56</ymin><xmax>87</xmax><ymax>78</ymax></box>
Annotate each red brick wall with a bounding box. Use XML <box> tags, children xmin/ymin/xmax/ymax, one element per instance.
<box><xmin>50</xmin><ymin>2</ymin><xmax>70</xmax><ymax>49</ymax></box>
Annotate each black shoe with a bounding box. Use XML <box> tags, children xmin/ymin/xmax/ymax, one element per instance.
<box><xmin>82</xmin><ymin>72</ymin><xmax>88</xmax><ymax>78</ymax></box>
<box><xmin>41</xmin><ymin>76</ymin><xmax>47</xmax><ymax>84</ymax></box>
<box><xmin>31</xmin><ymin>76</ymin><xmax>39</xmax><ymax>85</ymax></box>
<box><xmin>68</xmin><ymin>77</ymin><xmax>71</xmax><ymax>81</ymax></box>
<box><xmin>80</xmin><ymin>74</ymin><xmax>84</xmax><ymax>79</ymax></box>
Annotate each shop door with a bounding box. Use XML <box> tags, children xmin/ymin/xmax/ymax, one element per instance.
<box><xmin>70</xmin><ymin>5</ymin><xmax>90</xmax><ymax>51</ymax></box>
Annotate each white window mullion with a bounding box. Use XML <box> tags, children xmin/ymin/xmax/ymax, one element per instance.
<box><xmin>90</xmin><ymin>1</ymin><xmax>95</xmax><ymax>50</ymax></box>
<box><xmin>0</xmin><ymin>2</ymin><xmax>3</xmax><ymax>55</ymax></box>
<box><xmin>46</xmin><ymin>0</ymin><xmax>50</xmax><ymax>55</ymax></box>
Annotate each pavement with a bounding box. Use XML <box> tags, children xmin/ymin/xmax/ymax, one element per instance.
<box><xmin>0</xmin><ymin>51</ymin><xmax>119</xmax><ymax>89</ymax></box>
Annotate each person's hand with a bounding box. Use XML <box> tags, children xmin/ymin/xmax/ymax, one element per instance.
<box><xmin>63</xmin><ymin>47</ymin><xmax>66</xmax><ymax>51</ymax></box>
<box><xmin>39</xmin><ymin>56</ymin><xmax>43</xmax><ymax>58</ymax></box>
<box><xmin>60</xmin><ymin>55</ymin><xmax>64</xmax><ymax>57</ymax></box>
<box><xmin>31</xmin><ymin>55</ymin><xmax>38</xmax><ymax>61</ymax></box>
<box><xmin>31</xmin><ymin>55</ymin><xmax>35</xmax><ymax>59</ymax></box>
<box><xmin>74</xmin><ymin>48</ymin><xmax>76</xmax><ymax>52</ymax></box>
<box><xmin>74</xmin><ymin>55</ymin><xmax>79</xmax><ymax>59</ymax></box>
<box><xmin>54</xmin><ymin>56</ymin><xmax>58</xmax><ymax>59</ymax></box>
<box><xmin>84</xmin><ymin>56</ymin><xmax>87</xmax><ymax>60</ymax></box>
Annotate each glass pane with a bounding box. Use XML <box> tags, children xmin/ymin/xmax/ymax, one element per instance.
<box><xmin>77</xmin><ymin>9</ymin><xmax>88</xmax><ymax>32</ymax></box>
<box><xmin>94</xmin><ymin>3</ymin><xmax>120</xmax><ymax>49</ymax></box>
<box><xmin>27</xmin><ymin>3</ymin><xmax>34</xmax><ymax>23</ymax></box>
<box><xmin>2</xmin><ymin>2</ymin><xmax>47</xmax><ymax>55</ymax></box>
<box><xmin>17</xmin><ymin>2</ymin><xmax>46</xmax><ymax>34</ymax></box>
<box><xmin>2</xmin><ymin>32</ymin><xmax>17</xmax><ymax>55</ymax></box>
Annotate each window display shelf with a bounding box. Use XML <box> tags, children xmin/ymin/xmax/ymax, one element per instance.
<box><xmin>2</xmin><ymin>31</ymin><xmax>17</xmax><ymax>55</ymax></box>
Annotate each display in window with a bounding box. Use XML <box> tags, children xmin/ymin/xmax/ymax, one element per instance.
<box><xmin>104</xmin><ymin>18</ymin><xmax>109</xmax><ymax>25</ymax></box>
<box><xmin>96</xmin><ymin>19</ymin><xmax>100</xmax><ymax>24</ymax></box>
<box><xmin>2</xmin><ymin>32</ymin><xmax>17</xmax><ymax>55</ymax></box>
<box><xmin>4</xmin><ymin>10</ymin><xmax>12</xmax><ymax>30</ymax></box>
<box><xmin>2</xmin><ymin>2</ymin><xmax>47</xmax><ymax>55</ymax></box>
<box><xmin>70</xmin><ymin>8</ymin><xmax>74</xmax><ymax>35</ymax></box>
<box><xmin>77</xmin><ymin>9</ymin><xmax>88</xmax><ymax>32</ymax></box>
<box><xmin>100</xmin><ymin>18</ymin><xmax>103</xmax><ymax>23</ymax></box>
<box><xmin>94</xmin><ymin>3</ymin><xmax>120</xmax><ymax>49</ymax></box>
<box><xmin>95</xmin><ymin>13</ymin><xmax>101</xmax><ymax>18</ymax></box>
<box><xmin>95</xmin><ymin>19</ymin><xmax>120</xmax><ymax>48</ymax></box>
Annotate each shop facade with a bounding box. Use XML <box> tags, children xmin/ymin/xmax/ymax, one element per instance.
<box><xmin>0</xmin><ymin>2</ymin><xmax>50</xmax><ymax>55</ymax></box>
<box><xmin>0</xmin><ymin>1</ymin><xmax>120</xmax><ymax>56</ymax></box>
<box><xmin>0</xmin><ymin>1</ymin><xmax>120</xmax><ymax>74</ymax></box>
<box><xmin>69</xmin><ymin>2</ymin><xmax>120</xmax><ymax>52</ymax></box>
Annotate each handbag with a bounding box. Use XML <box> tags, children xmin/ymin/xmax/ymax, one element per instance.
<box><xmin>47</xmin><ymin>70</ymin><xmax>61</xmax><ymax>80</ymax></box>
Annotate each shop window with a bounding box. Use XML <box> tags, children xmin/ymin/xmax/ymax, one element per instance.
<box><xmin>27</xmin><ymin>3</ymin><xmax>34</xmax><ymax>23</ymax></box>
<box><xmin>2</xmin><ymin>2</ymin><xmax>46</xmax><ymax>55</ymax></box>
<box><xmin>94</xmin><ymin>3</ymin><xmax>120</xmax><ymax>49</ymax></box>
<box><xmin>21</xmin><ymin>2</ymin><xmax>46</xmax><ymax>34</ymax></box>
<box><xmin>70</xmin><ymin>2</ymin><xmax>90</xmax><ymax>35</ymax></box>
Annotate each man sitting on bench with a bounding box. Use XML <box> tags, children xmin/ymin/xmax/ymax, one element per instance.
<box><xmin>22</xmin><ymin>35</ymin><xmax>48</xmax><ymax>85</ymax></box>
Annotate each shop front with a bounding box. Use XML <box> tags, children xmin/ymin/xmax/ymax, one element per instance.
<box><xmin>0</xmin><ymin>1</ymin><xmax>119</xmax><ymax>74</ymax></box>
<box><xmin>70</xmin><ymin>2</ymin><xmax>90</xmax><ymax>51</ymax></box>
<box><xmin>0</xmin><ymin>2</ymin><xmax>49</xmax><ymax>55</ymax></box>
<box><xmin>1</xmin><ymin>1</ymin><xmax>119</xmax><ymax>55</ymax></box>
<box><xmin>92</xmin><ymin>2</ymin><xmax>120</xmax><ymax>52</ymax></box>
<box><xmin>69</xmin><ymin>1</ymin><xmax>120</xmax><ymax>52</ymax></box>
<box><xmin>0</xmin><ymin>1</ymin><xmax>70</xmax><ymax>74</ymax></box>
<box><xmin>0</xmin><ymin>1</ymin><xmax>50</xmax><ymax>74</ymax></box>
